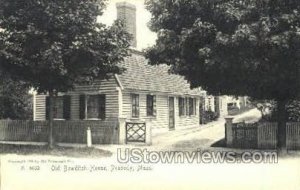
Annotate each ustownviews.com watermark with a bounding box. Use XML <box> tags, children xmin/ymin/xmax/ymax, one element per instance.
<box><xmin>117</xmin><ymin>148</ymin><xmax>278</xmax><ymax>164</ymax></box>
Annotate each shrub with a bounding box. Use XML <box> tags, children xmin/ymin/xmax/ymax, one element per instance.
<box><xmin>260</xmin><ymin>100</ymin><xmax>300</xmax><ymax>122</ymax></box>
<box><xmin>200</xmin><ymin>110</ymin><xmax>219</xmax><ymax>124</ymax></box>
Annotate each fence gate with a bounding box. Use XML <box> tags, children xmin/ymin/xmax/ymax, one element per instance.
<box><xmin>126</xmin><ymin>122</ymin><xmax>146</xmax><ymax>143</ymax></box>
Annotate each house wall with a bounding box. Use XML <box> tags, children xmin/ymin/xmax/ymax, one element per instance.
<box><xmin>216</xmin><ymin>96</ymin><xmax>228</xmax><ymax>117</ymax></box>
<box><xmin>238</xmin><ymin>96</ymin><xmax>248</xmax><ymax>108</ymax></box>
<box><xmin>204</xmin><ymin>95</ymin><xmax>215</xmax><ymax>112</ymax></box>
<box><xmin>121</xmin><ymin>90</ymin><xmax>200</xmax><ymax>134</ymax></box>
<box><xmin>227</xmin><ymin>96</ymin><xmax>241</xmax><ymax>108</ymax></box>
<box><xmin>34</xmin><ymin>77</ymin><xmax>120</xmax><ymax>121</ymax></box>
<box><xmin>174</xmin><ymin>96</ymin><xmax>200</xmax><ymax>130</ymax></box>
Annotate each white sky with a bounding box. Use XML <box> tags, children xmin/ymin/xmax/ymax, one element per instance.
<box><xmin>98</xmin><ymin>0</ymin><xmax>157</xmax><ymax>50</ymax></box>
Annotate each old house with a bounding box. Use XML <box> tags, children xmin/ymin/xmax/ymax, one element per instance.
<box><xmin>33</xmin><ymin>2</ymin><xmax>200</xmax><ymax>136</ymax></box>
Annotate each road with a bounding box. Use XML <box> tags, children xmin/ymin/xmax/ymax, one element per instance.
<box><xmin>150</xmin><ymin>108</ymin><xmax>261</xmax><ymax>151</ymax></box>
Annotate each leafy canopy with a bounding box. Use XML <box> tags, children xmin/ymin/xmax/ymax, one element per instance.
<box><xmin>145</xmin><ymin>0</ymin><xmax>300</xmax><ymax>101</ymax></box>
<box><xmin>0</xmin><ymin>0</ymin><xmax>131</xmax><ymax>94</ymax></box>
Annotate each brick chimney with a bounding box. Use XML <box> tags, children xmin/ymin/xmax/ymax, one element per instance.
<box><xmin>116</xmin><ymin>1</ymin><xmax>137</xmax><ymax>48</ymax></box>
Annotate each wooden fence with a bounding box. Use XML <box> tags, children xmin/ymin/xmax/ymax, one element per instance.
<box><xmin>286</xmin><ymin>123</ymin><xmax>300</xmax><ymax>150</ymax></box>
<box><xmin>0</xmin><ymin>120</ymin><xmax>119</xmax><ymax>144</ymax></box>
<box><xmin>229</xmin><ymin>121</ymin><xmax>300</xmax><ymax>150</ymax></box>
<box><xmin>232</xmin><ymin>123</ymin><xmax>258</xmax><ymax>149</ymax></box>
<box><xmin>257</xmin><ymin>123</ymin><xmax>277</xmax><ymax>149</ymax></box>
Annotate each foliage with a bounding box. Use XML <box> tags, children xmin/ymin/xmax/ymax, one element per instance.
<box><xmin>286</xmin><ymin>100</ymin><xmax>300</xmax><ymax>121</ymax></box>
<box><xmin>0</xmin><ymin>0</ymin><xmax>131</xmax><ymax>94</ymax></box>
<box><xmin>261</xmin><ymin>100</ymin><xmax>300</xmax><ymax>122</ymax></box>
<box><xmin>249</xmin><ymin>98</ymin><xmax>274</xmax><ymax>118</ymax></box>
<box><xmin>145</xmin><ymin>0</ymin><xmax>300</xmax><ymax>101</ymax></box>
<box><xmin>145</xmin><ymin>0</ymin><xmax>300</xmax><ymax>150</ymax></box>
<box><xmin>0</xmin><ymin>0</ymin><xmax>131</xmax><ymax>147</ymax></box>
<box><xmin>0</xmin><ymin>71</ymin><xmax>32</xmax><ymax>120</ymax></box>
<box><xmin>200</xmin><ymin>110</ymin><xmax>219</xmax><ymax>124</ymax></box>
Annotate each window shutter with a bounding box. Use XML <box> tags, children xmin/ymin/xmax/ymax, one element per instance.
<box><xmin>183</xmin><ymin>98</ymin><xmax>186</xmax><ymax>115</ymax></box>
<box><xmin>194</xmin><ymin>99</ymin><xmax>197</xmax><ymax>115</ymax></box>
<box><xmin>63</xmin><ymin>95</ymin><xmax>71</xmax><ymax>120</ymax></box>
<box><xmin>131</xmin><ymin>94</ymin><xmax>134</xmax><ymax>117</ymax></box>
<box><xmin>45</xmin><ymin>96</ymin><xmax>50</xmax><ymax>120</ymax></box>
<box><xmin>98</xmin><ymin>94</ymin><xmax>106</xmax><ymax>120</ymax></box>
<box><xmin>131</xmin><ymin>94</ymin><xmax>140</xmax><ymax>118</ymax></box>
<box><xmin>153</xmin><ymin>95</ymin><xmax>156</xmax><ymax>117</ymax></box>
<box><xmin>179</xmin><ymin>97</ymin><xmax>185</xmax><ymax>116</ymax></box>
<box><xmin>188</xmin><ymin>98</ymin><xmax>193</xmax><ymax>116</ymax></box>
<box><xmin>79</xmin><ymin>94</ymin><xmax>86</xmax><ymax>120</ymax></box>
<box><xmin>136</xmin><ymin>95</ymin><xmax>140</xmax><ymax>117</ymax></box>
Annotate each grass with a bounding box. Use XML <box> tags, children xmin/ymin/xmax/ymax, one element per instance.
<box><xmin>0</xmin><ymin>144</ymin><xmax>112</xmax><ymax>158</ymax></box>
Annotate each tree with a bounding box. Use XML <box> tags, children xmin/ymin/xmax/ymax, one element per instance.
<box><xmin>145</xmin><ymin>0</ymin><xmax>300</xmax><ymax>153</ymax></box>
<box><xmin>0</xmin><ymin>0</ymin><xmax>131</xmax><ymax>148</ymax></box>
<box><xmin>0</xmin><ymin>71</ymin><xmax>32</xmax><ymax>120</ymax></box>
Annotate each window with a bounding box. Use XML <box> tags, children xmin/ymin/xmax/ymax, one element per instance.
<box><xmin>53</xmin><ymin>96</ymin><xmax>64</xmax><ymax>119</ymax></box>
<box><xmin>131</xmin><ymin>94</ymin><xmax>139</xmax><ymax>118</ymax></box>
<box><xmin>87</xmin><ymin>95</ymin><xmax>100</xmax><ymax>119</ymax></box>
<box><xmin>46</xmin><ymin>95</ymin><xmax>71</xmax><ymax>120</ymax></box>
<box><xmin>147</xmin><ymin>95</ymin><xmax>156</xmax><ymax>117</ymax></box>
<box><xmin>208</xmin><ymin>97</ymin><xmax>212</xmax><ymax>111</ymax></box>
<box><xmin>179</xmin><ymin>97</ymin><xmax>185</xmax><ymax>116</ymax></box>
<box><xmin>188</xmin><ymin>98</ymin><xmax>196</xmax><ymax>116</ymax></box>
<box><xmin>79</xmin><ymin>94</ymin><xmax>106</xmax><ymax>120</ymax></box>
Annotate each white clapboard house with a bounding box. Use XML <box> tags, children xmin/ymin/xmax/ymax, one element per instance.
<box><xmin>33</xmin><ymin>2</ymin><xmax>201</xmax><ymax>136</ymax></box>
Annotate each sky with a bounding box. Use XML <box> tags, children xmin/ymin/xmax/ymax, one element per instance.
<box><xmin>98</xmin><ymin>0</ymin><xmax>157</xmax><ymax>50</ymax></box>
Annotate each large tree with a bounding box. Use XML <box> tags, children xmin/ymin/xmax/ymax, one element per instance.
<box><xmin>0</xmin><ymin>0</ymin><xmax>131</xmax><ymax>148</ymax></box>
<box><xmin>145</xmin><ymin>0</ymin><xmax>300</xmax><ymax>152</ymax></box>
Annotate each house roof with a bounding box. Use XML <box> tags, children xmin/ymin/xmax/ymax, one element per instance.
<box><xmin>117</xmin><ymin>51</ymin><xmax>200</xmax><ymax>96</ymax></box>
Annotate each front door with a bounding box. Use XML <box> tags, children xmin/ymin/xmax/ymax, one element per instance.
<box><xmin>169</xmin><ymin>97</ymin><xmax>175</xmax><ymax>130</ymax></box>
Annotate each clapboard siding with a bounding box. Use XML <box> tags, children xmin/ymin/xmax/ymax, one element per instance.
<box><xmin>122</xmin><ymin>91</ymin><xmax>169</xmax><ymax>129</ymax></box>
<box><xmin>34</xmin><ymin>78</ymin><xmax>119</xmax><ymax>120</ymax></box>
<box><xmin>122</xmin><ymin>90</ymin><xmax>200</xmax><ymax>131</ymax></box>
<box><xmin>174</xmin><ymin>96</ymin><xmax>200</xmax><ymax>130</ymax></box>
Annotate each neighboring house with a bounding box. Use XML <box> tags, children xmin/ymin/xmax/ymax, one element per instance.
<box><xmin>215</xmin><ymin>96</ymin><xmax>228</xmax><ymax>117</ymax></box>
<box><xmin>33</xmin><ymin>2</ymin><xmax>200</xmax><ymax>135</ymax></box>
<box><xmin>226</xmin><ymin>96</ymin><xmax>249</xmax><ymax>110</ymax></box>
<box><xmin>198</xmin><ymin>89</ymin><xmax>228</xmax><ymax>117</ymax></box>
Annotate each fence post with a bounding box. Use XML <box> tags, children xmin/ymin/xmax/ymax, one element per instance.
<box><xmin>225</xmin><ymin>117</ymin><xmax>234</xmax><ymax>147</ymax></box>
<box><xmin>87</xmin><ymin>127</ymin><xmax>92</xmax><ymax>147</ymax></box>
<box><xmin>118</xmin><ymin>117</ymin><xmax>126</xmax><ymax>144</ymax></box>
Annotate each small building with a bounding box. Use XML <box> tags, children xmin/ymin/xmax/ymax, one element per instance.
<box><xmin>33</xmin><ymin>2</ymin><xmax>200</xmax><ymax>136</ymax></box>
<box><xmin>226</xmin><ymin>96</ymin><xmax>249</xmax><ymax>110</ymax></box>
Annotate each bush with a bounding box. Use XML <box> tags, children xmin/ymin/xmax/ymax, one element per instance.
<box><xmin>260</xmin><ymin>100</ymin><xmax>300</xmax><ymax>122</ymax></box>
<box><xmin>200</xmin><ymin>110</ymin><xmax>219</xmax><ymax>124</ymax></box>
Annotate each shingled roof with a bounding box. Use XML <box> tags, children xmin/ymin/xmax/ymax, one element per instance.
<box><xmin>116</xmin><ymin>51</ymin><xmax>199</xmax><ymax>96</ymax></box>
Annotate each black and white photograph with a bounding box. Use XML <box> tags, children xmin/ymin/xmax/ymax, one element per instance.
<box><xmin>0</xmin><ymin>0</ymin><xmax>300</xmax><ymax>189</ymax></box>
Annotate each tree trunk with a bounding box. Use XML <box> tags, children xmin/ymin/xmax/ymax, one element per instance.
<box><xmin>277</xmin><ymin>99</ymin><xmax>287</xmax><ymax>155</ymax></box>
<box><xmin>48</xmin><ymin>90</ymin><xmax>55</xmax><ymax>149</ymax></box>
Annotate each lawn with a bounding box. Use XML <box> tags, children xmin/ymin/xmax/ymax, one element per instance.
<box><xmin>0</xmin><ymin>144</ymin><xmax>112</xmax><ymax>158</ymax></box>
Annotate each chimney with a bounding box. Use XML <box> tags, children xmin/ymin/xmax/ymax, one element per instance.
<box><xmin>116</xmin><ymin>1</ymin><xmax>137</xmax><ymax>48</ymax></box>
